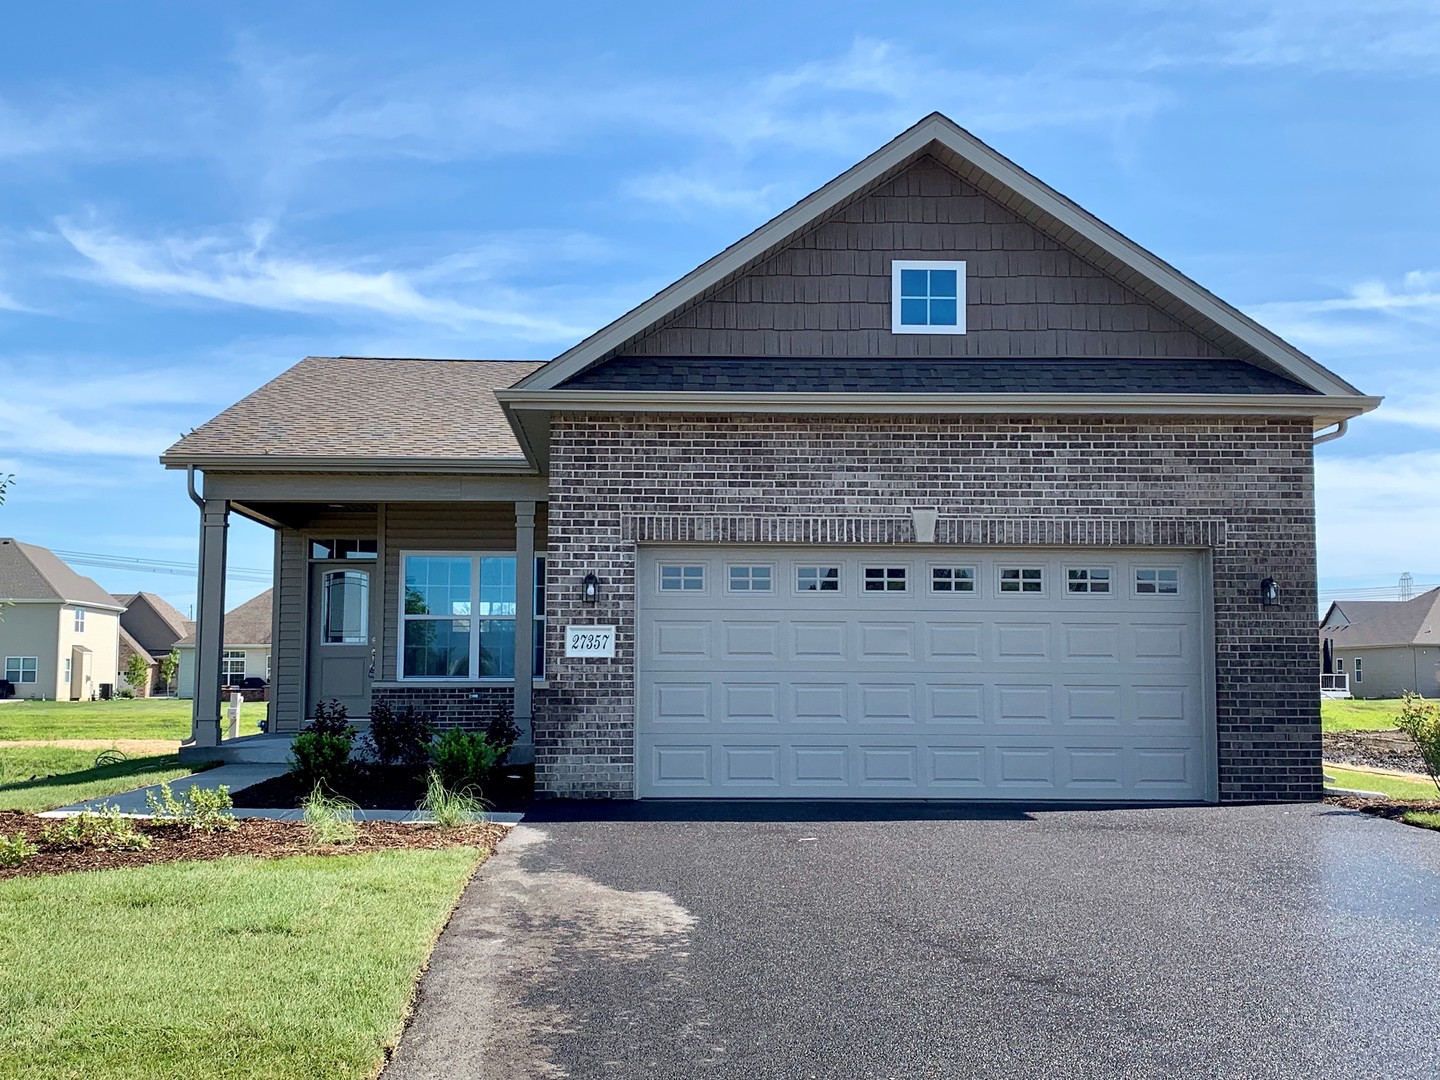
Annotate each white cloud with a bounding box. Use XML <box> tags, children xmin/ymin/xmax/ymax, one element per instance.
<box><xmin>57</xmin><ymin>219</ymin><xmax>595</xmax><ymax>340</ymax></box>
<box><xmin>1243</xmin><ymin>270</ymin><xmax>1440</xmax><ymax>357</ymax></box>
<box><xmin>1317</xmin><ymin>450</ymin><xmax>1440</xmax><ymax>576</ymax></box>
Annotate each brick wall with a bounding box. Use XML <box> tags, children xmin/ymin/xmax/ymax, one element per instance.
<box><xmin>541</xmin><ymin>411</ymin><xmax>1319</xmax><ymax>803</ymax></box>
<box><xmin>371</xmin><ymin>684</ymin><xmax>517</xmax><ymax>732</ymax></box>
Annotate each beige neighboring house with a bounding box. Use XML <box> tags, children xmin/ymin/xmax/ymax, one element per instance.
<box><xmin>113</xmin><ymin>591</ymin><xmax>194</xmax><ymax>696</ymax></box>
<box><xmin>0</xmin><ymin>537</ymin><xmax>125</xmax><ymax>700</ymax></box>
<box><xmin>176</xmin><ymin>589</ymin><xmax>272</xmax><ymax>706</ymax></box>
<box><xmin>1320</xmin><ymin>587</ymin><xmax>1440</xmax><ymax>699</ymax></box>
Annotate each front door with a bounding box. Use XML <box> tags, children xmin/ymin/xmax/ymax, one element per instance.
<box><xmin>307</xmin><ymin>564</ymin><xmax>374</xmax><ymax>720</ymax></box>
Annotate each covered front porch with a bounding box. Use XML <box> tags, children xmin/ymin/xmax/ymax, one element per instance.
<box><xmin>181</xmin><ymin>470</ymin><xmax>549</xmax><ymax>764</ymax></box>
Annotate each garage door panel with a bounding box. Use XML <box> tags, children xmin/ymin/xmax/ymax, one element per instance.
<box><xmin>637</xmin><ymin>546</ymin><xmax>1210</xmax><ymax>801</ymax></box>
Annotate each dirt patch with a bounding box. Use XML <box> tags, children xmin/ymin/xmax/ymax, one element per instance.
<box><xmin>232</xmin><ymin>765</ymin><xmax>533</xmax><ymax>814</ymax></box>
<box><xmin>1325</xmin><ymin>794</ymin><xmax>1440</xmax><ymax>831</ymax></box>
<box><xmin>1322</xmin><ymin>729</ymin><xmax>1426</xmax><ymax>774</ymax></box>
<box><xmin>0</xmin><ymin>810</ymin><xmax>506</xmax><ymax>880</ymax></box>
<box><xmin>0</xmin><ymin>739</ymin><xmax>180</xmax><ymax>755</ymax></box>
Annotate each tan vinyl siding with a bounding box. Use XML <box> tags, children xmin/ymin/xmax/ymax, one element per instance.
<box><xmin>1344</xmin><ymin>646</ymin><xmax>1440</xmax><ymax>699</ymax></box>
<box><xmin>620</xmin><ymin>156</ymin><xmax>1224</xmax><ymax>361</ymax></box>
<box><xmin>381</xmin><ymin>502</ymin><xmax>548</xmax><ymax>681</ymax></box>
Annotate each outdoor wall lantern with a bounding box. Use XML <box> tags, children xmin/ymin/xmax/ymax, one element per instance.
<box><xmin>1260</xmin><ymin>577</ymin><xmax>1279</xmax><ymax>606</ymax></box>
<box><xmin>581</xmin><ymin>573</ymin><xmax>599</xmax><ymax>604</ymax></box>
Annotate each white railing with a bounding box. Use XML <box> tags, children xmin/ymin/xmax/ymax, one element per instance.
<box><xmin>1320</xmin><ymin>673</ymin><xmax>1350</xmax><ymax>696</ymax></box>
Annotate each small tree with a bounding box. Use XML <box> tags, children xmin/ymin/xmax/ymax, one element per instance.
<box><xmin>159</xmin><ymin>649</ymin><xmax>179</xmax><ymax>694</ymax></box>
<box><xmin>123</xmin><ymin>653</ymin><xmax>150</xmax><ymax>695</ymax></box>
<box><xmin>1395</xmin><ymin>691</ymin><xmax>1440</xmax><ymax>795</ymax></box>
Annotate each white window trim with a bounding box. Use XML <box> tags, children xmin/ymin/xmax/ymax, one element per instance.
<box><xmin>891</xmin><ymin>259</ymin><xmax>967</xmax><ymax>335</ymax></box>
<box><xmin>793</xmin><ymin>564</ymin><xmax>842</xmax><ymax>596</ymax></box>
<box><xmin>1134</xmin><ymin>566</ymin><xmax>1182</xmax><ymax>597</ymax></box>
<box><xmin>1335</xmin><ymin>657</ymin><xmax>1345</xmax><ymax>673</ymax></box>
<box><xmin>4</xmin><ymin>656</ymin><xmax>38</xmax><ymax>684</ymax></box>
<box><xmin>726</xmin><ymin>563</ymin><xmax>776</xmax><ymax>594</ymax></box>
<box><xmin>658</xmin><ymin>562</ymin><xmax>708</xmax><ymax>595</ymax></box>
<box><xmin>863</xmin><ymin>566</ymin><xmax>910</xmax><ymax>593</ymax></box>
<box><xmin>73</xmin><ymin>608</ymin><xmax>86</xmax><ymax>632</ymax></box>
<box><xmin>997</xmin><ymin>566</ymin><xmax>1046</xmax><ymax>596</ymax></box>
<box><xmin>222</xmin><ymin>650</ymin><xmax>247</xmax><ymax>681</ymax></box>
<box><xmin>398</xmin><ymin>550</ymin><xmax>546</xmax><ymax>683</ymax></box>
<box><xmin>929</xmin><ymin>564</ymin><xmax>978</xmax><ymax>595</ymax></box>
<box><xmin>1064</xmin><ymin>566</ymin><xmax>1115</xmax><ymax>596</ymax></box>
<box><xmin>1354</xmin><ymin>657</ymin><xmax>1363</xmax><ymax>684</ymax></box>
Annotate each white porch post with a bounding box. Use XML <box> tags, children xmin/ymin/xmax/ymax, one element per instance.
<box><xmin>190</xmin><ymin>497</ymin><xmax>229</xmax><ymax>748</ymax></box>
<box><xmin>513</xmin><ymin>500</ymin><xmax>536</xmax><ymax>760</ymax></box>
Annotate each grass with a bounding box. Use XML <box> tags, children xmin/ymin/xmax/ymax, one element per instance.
<box><xmin>0</xmin><ymin>848</ymin><xmax>483</xmax><ymax>1080</ymax></box>
<box><xmin>1324</xmin><ymin>765</ymin><xmax>1439</xmax><ymax>801</ymax></box>
<box><xmin>1402</xmin><ymin>810</ymin><xmax>1440</xmax><ymax>830</ymax></box>
<box><xmin>1320</xmin><ymin>698</ymin><xmax>1405</xmax><ymax>732</ymax></box>
<box><xmin>0</xmin><ymin>747</ymin><xmax>207</xmax><ymax>813</ymax></box>
<box><xmin>0</xmin><ymin>697</ymin><xmax>261</xmax><ymax>742</ymax></box>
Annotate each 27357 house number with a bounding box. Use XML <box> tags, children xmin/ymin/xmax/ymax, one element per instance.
<box><xmin>565</xmin><ymin>625</ymin><xmax>616</xmax><ymax>658</ymax></box>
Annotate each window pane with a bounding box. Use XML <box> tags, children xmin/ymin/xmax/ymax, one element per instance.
<box><xmin>534</xmin><ymin>618</ymin><xmax>545</xmax><ymax>679</ymax></box>
<box><xmin>661</xmin><ymin>564</ymin><xmax>705</xmax><ymax>591</ymax></box>
<box><xmin>403</xmin><ymin>619</ymin><xmax>471</xmax><ymax>677</ymax></box>
<box><xmin>928</xmin><ymin>298</ymin><xmax>958</xmax><ymax>325</ymax></box>
<box><xmin>322</xmin><ymin>570</ymin><xmax>369</xmax><ymax>644</ymax></box>
<box><xmin>899</xmin><ymin>268</ymin><xmax>928</xmax><ymax>296</ymax></box>
<box><xmin>479</xmin><ymin>619</ymin><xmax>516</xmax><ymax>678</ymax></box>
<box><xmin>534</xmin><ymin>557</ymin><xmax>546</xmax><ymax>616</ymax></box>
<box><xmin>900</xmin><ymin>297</ymin><xmax>929</xmax><ymax>325</ymax></box>
<box><xmin>405</xmin><ymin>556</ymin><xmax>472</xmax><ymax>616</ymax></box>
<box><xmin>479</xmin><ymin>557</ymin><xmax>517</xmax><ymax>617</ymax></box>
<box><xmin>928</xmin><ymin>269</ymin><xmax>958</xmax><ymax>298</ymax></box>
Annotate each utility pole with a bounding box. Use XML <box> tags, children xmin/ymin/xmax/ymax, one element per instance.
<box><xmin>1400</xmin><ymin>572</ymin><xmax>1414</xmax><ymax>601</ymax></box>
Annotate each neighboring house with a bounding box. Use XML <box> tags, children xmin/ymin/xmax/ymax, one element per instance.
<box><xmin>162</xmin><ymin>113</ymin><xmax>1378</xmax><ymax>804</ymax></box>
<box><xmin>175</xmin><ymin>589</ymin><xmax>273</xmax><ymax>705</ymax></box>
<box><xmin>0</xmin><ymin>537</ymin><xmax>125</xmax><ymax>700</ymax></box>
<box><xmin>1320</xmin><ymin>588</ymin><xmax>1440</xmax><ymax>699</ymax></box>
<box><xmin>113</xmin><ymin>591</ymin><xmax>194</xmax><ymax>696</ymax></box>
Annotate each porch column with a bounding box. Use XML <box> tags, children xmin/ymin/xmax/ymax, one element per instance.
<box><xmin>190</xmin><ymin>498</ymin><xmax>229</xmax><ymax>748</ymax></box>
<box><xmin>513</xmin><ymin>500</ymin><xmax>536</xmax><ymax>760</ymax></box>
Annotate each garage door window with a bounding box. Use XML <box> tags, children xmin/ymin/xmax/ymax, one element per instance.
<box><xmin>864</xmin><ymin>566</ymin><xmax>908</xmax><ymax>592</ymax></box>
<box><xmin>930</xmin><ymin>566</ymin><xmax>976</xmax><ymax>593</ymax></box>
<box><xmin>659</xmin><ymin>564</ymin><xmax>705</xmax><ymax>592</ymax></box>
<box><xmin>999</xmin><ymin>567</ymin><xmax>1044</xmax><ymax>594</ymax></box>
<box><xmin>796</xmin><ymin>566</ymin><xmax>840</xmax><ymax>593</ymax></box>
<box><xmin>1066</xmin><ymin>567</ymin><xmax>1111</xmax><ymax>594</ymax></box>
<box><xmin>728</xmin><ymin>565</ymin><xmax>773</xmax><ymax>592</ymax></box>
<box><xmin>1135</xmin><ymin>568</ymin><xmax>1180</xmax><ymax>595</ymax></box>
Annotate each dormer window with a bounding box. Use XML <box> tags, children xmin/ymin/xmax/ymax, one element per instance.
<box><xmin>891</xmin><ymin>260</ymin><xmax>966</xmax><ymax>334</ymax></box>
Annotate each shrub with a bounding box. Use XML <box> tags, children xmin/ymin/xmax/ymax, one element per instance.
<box><xmin>40</xmin><ymin>806</ymin><xmax>151</xmax><ymax>851</ymax></box>
<box><xmin>361</xmin><ymin>700</ymin><xmax>436</xmax><ymax>769</ymax></box>
<box><xmin>1395</xmin><ymin>691</ymin><xmax>1440</xmax><ymax>795</ymax></box>
<box><xmin>0</xmin><ymin>832</ymin><xmax>37</xmax><ymax>867</ymax></box>
<box><xmin>289</xmin><ymin>700</ymin><xmax>355</xmax><ymax>790</ymax></box>
<box><xmin>301</xmin><ymin>785</ymin><xmax>358</xmax><ymax>846</ymax></box>
<box><xmin>419</xmin><ymin>770</ymin><xmax>487</xmax><ymax>828</ymax></box>
<box><xmin>123</xmin><ymin>652</ymin><xmax>149</xmax><ymax>694</ymax></box>
<box><xmin>145</xmin><ymin>781</ymin><xmax>238</xmax><ymax>832</ymax></box>
<box><xmin>484</xmin><ymin>706</ymin><xmax>521</xmax><ymax>756</ymax></box>
<box><xmin>431</xmin><ymin>729</ymin><xmax>506</xmax><ymax>792</ymax></box>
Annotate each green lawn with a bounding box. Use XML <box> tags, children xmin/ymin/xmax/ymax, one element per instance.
<box><xmin>0</xmin><ymin>748</ymin><xmax>208</xmax><ymax>813</ymax></box>
<box><xmin>1325</xmin><ymin>765</ymin><xmax>1439</xmax><ymax>801</ymax></box>
<box><xmin>0</xmin><ymin>848</ymin><xmax>482</xmax><ymax>1080</ymax></box>
<box><xmin>0</xmin><ymin>697</ymin><xmax>261</xmax><ymax>742</ymax></box>
<box><xmin>1320</xmin><ymin>698</ymin><xmax>1404</xmax><ymax>732</ymax></box>
<box><xmin>1404</xmin><ymin>810</ymin><xmax>1440</xmax><ymax>830</ymax></box>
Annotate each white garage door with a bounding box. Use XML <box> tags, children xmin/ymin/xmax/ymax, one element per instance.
<box><xmin>636</xmin><ymin>546</ymin><xmax>1212</xmax><ymax>801</ymax></box>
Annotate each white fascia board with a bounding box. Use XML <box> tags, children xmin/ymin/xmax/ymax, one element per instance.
<box><xmin>159</xmin><ymin>454</ymin><xmax>537</xmax><ymax>474</ymax></box>
<box><xmin>498</xmin><ymin>389</ymin><xmax>1382</xmax><ymax>428</ymax></box>
<box><xmin>513</xmin><ymin>113</ymin><xmax>1368</xmax><ymax>400</ymax></box>
<box><xmin>0</xmin><ymin>597</ymin><xmax>127</xmax><ymax>612</ymax></box>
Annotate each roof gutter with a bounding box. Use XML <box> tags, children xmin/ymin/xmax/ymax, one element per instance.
<box><xmin>163</xmin><ymin>455</ymin><xmax>538</xmax><ymax>475</ymax></box>
<box><xmin>1312</xmin><ymin>419</ymin><xmax>1349</xmax><ymax>445</ymax></box>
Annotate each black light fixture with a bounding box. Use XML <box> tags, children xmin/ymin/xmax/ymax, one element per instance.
<box><xmin>581</xmin><ymin>573</ymin><xmax>599</xmax><ymax>604</ymax></box>
<box><xmin>1260</xmin><ymin>577</ymin><xmax>1279</xmax><ymax>606</ymax></box>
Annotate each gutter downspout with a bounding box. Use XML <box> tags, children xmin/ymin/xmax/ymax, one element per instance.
<box><xmin>1313</xmin><ymin>419</ymin><xmax>1348</xmax><ymax>445</ymax></box>
<box><xmin>185</xmin><ymin>465</ymin><xmax>204</xmax><ymax>509</ymax></box>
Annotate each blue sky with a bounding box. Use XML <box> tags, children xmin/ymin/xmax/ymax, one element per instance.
<box><xmin>1</xmin><ymin>0</ymin><xmax>1437</xmax><ymax>615</ymax></box>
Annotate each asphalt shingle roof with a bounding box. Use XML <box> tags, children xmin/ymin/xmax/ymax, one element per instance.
<box><xmin>162</xmin><ymin>357</ymin><xmax>544</xmax><ymax>464</ymax></box>
<box><xmin>177</xmin><ymin>589</ymin><xmax>272</xmax><ymax>648</ymax></box>
<box><xmin>557</xmin><ymin>356</ymin><xmax>1317</xmax><ymax>394</ymax></box>
<box><xmin>1322</xmin><ymin>588</ymin><xmax>1440</xmax><ymax>648</ymax></box>
<box><xmin>0</xmin><ymin>538</ymin><xmax>122</xmax><ymax>607</ymax></box>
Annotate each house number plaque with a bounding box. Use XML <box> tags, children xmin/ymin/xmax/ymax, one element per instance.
<box><xmin>565</xmin><ymin>625</ymin><xmax>616</xmax><ymax>658</ymax></box>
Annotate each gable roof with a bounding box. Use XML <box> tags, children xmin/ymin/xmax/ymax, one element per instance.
<box><xmin>161</xmin><ymin>357</ymin><xmax>545</xmax><ymax>471</ymax></box>
<box><xmin>0</xmin><ymin>538</ymin><xmax>126</xmax><ymax>609</ymax></box>
<box><xmin>113</xmin><ymin>591</ymin><xmax>194</xmax><ymax>656</ymax></box>
<box><xmin>510</xmin><ymin>113</ymin><xmax>1370</xmax><ymax>404</ymax></box>
<box><xmin>1321</xmin><ymin>588</ymin><xmax>1440</xmax><ymax>648</ymax></box>
<box><xmin>176</xmin><ymin>589</ymin><xmax>272</xmax><ymax>648</ymax></box>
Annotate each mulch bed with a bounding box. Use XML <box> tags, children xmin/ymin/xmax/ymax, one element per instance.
<box><xmin>1323</xmin><ymin>729</ymin><xmax>1425</xmax><ymax>773</ymax></box>
<box><xmin>1325</xmin><ymin>794</ymin><xmax>1440</xmax><ymax>830</ymax></box>
<box><xmin>0</xmin><ymin>810</ymin><xmax>506</xmax><ymax>881</ymax></box>
<box><xmin>231</xmin><ymin>765</ymin><xmax>533</xmax><ymax>813</ymax></box>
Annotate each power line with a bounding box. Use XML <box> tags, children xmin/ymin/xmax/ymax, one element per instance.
<box><xmin>54</xmin><ymin>549</ymin><xmax>272</xmax><ymax>585</ymax></box>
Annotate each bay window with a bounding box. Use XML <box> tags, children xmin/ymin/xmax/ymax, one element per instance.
<box><xmin>400</xmin><ymin>552</ymin><xmax>545</xmax><ymax>680</ymax></box>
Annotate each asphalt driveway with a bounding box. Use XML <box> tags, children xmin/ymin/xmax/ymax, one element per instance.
<box><xmin>384</xmin><ymin>802</ymin><xmax>1440</xmax><ymax>1079</ymax></box>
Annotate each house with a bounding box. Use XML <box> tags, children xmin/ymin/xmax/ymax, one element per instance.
<box><xmin>174</xmin><ymin>589</ymin><xmax>273</xmax><ymax>706</ymax></box>
<box><xmin>113</xmin><ymin>591</ymin><xmax>194</xmax><ymax>696</ymax></box>
<box><xmin>0</xmin><ymin>537</ymin><xmax>126</xmax><ymax>700</ymax></box>
<box><xmin>1320</xmin><ymin>588</ymin><xmax>1440</xmax><ymax>699</ymax></box>
<box><xmin>162</xmin><ymin>113</ymin><xmax>1378</xmax><ymax>803</ymax></box>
